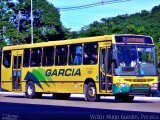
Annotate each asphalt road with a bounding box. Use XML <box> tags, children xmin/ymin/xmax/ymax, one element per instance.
<box><xmin>0</xmin><ymin>92</ymin><xmax>160</xmax><ymax>120</ymax></box>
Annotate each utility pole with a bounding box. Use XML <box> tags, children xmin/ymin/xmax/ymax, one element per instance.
<box><xmin>17</xmin><ymin>3</ymin><xmax>20</xmax><ymax>45</ymax></box>
<box><xmin>18</xmin><ymin>10</ymin><xmax>20</xmax><ymax>33</ymax></box>
<box><xmin>31</xmin><ymin>0</ymin><xmax>33</xmax><ymax>44</ymax></box>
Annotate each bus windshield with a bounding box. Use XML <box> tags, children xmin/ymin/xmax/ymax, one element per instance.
<box><xmin>114</xmin><ymin>45</ymin><xmax>157</xmax><ymax>76</ymax></box>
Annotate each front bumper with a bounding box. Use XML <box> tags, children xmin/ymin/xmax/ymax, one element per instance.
<box><xmin>113</xmin><ymin>84</ymin><xmax>158</xmax><ymax>95</ymax></box>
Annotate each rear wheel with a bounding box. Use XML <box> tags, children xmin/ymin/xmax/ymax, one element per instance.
<box><xmin>84</xmin><ymin>82</ymin><xmax>99</xmax><ymax>102</ymax></box>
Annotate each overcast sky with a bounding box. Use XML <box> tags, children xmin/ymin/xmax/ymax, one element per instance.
<box><xmin>48</xmin><ymin>0</ymin><xmax>160</xmax><ymax>31</ymax></box>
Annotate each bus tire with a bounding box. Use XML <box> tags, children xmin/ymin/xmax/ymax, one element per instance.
<box><xmin>26</xmin><ymin>81</ymin><xmax>36</xmax><ymax>98</ymax></box>
<box><xmin>84</xmin><ymin>82</ymin><xmax>99</xmax><ymax>102</ymax></box>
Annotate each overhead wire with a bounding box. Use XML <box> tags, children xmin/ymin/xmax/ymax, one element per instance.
<box><xmin>59</xmin><ymin>0</ymin><xmax>132</xmax><ymax>11</ymax></box>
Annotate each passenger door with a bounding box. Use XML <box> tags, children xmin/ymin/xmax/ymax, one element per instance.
<box><xmin>99</xmin><ymin>45</ymin><xmax>112</xmax><ymax>92</ymax></box>
<box><xmin>12</xmin><ymin>51</ymin><xmax>23</xmax><ymax>91</ymax></box>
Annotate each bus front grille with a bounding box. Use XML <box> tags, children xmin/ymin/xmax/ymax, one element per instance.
<box><xmin>130</xmin><ymin>90</ymin><xmax>149</xmax><ymax>95</ymax></box>
<box><xmin>131</xmin><ymin>84</ymin><xmax>149</xmax><ymax>87</ymax></box>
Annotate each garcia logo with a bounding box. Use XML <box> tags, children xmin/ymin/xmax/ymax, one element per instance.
<box><xmin>46</xmin><ymin>68</ymin><xmax>81</xmax><ymax>76</ymax></box>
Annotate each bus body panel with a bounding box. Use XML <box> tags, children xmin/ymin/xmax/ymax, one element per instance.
<box><xmin>1</xmin><ymin>34</ymin><xmax>158</xmax><ymax>100</ymax></box>
<box><xmin>21</xmin><ymin>65</ymin><xmax>99</xmax><ymax>93</ymax></box>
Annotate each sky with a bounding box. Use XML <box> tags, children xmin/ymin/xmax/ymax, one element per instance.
<box><xmin>48</xmin><ymin>0</ymin><xmax>160</xmax><ymax>31</ymax></box>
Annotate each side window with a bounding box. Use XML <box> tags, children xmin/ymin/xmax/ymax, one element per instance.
<box><xmin>55</xmin><ymin>46</ymin><xmax>68</xmax><ymax>66</ymax></box>
<box><xmin>30</xmin><ymin>48</ymin><xmax>42</xmax><ymax>67</ymax></box>
<box><xmin>69</xmin><ymin>44</ymin><xmax>82</xmax><ymax>65</ymax></box>
<box><xmin>42</xmin><ymin>46</ymin><xmax>54</xmax><ymax>66</ymax></box>
<box><xmin>3</xmin><ymin>50</ymin><xmax>11</xmax><ymax>68</ymax></box>
<box><xmin>83</xmin><ymin>43</ymin><xmax>98</xmax><ymax>65</ymax></box>
<box><xmin>23</xmin><ymin>49</ymin><xmax>30</xmax><ymax>67</ymax></box>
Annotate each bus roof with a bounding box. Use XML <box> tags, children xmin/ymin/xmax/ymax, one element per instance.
<box><xmin>2</xmin><ymin>34</ymin><xmax>153</xmax><ymax>51</ymax></box>
<box><xmin>3</xmin><ymin>35</ymin><xmax>112</xmax><ymax>51</ymax></box>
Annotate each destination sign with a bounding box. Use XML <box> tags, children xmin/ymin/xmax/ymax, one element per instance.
<box><xmin>115</xmin><ymin>36</ymin><xmax>153</xmax><ymax>44</ymax></box>
<box><xmin>123</xmin><ymin>37</ymin><xmax>144</xmax><ymax>43</ymax></box>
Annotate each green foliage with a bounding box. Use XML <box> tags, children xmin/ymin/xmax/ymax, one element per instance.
<box><xmin>0</xmin><ymin>0</ymin><xmax>14</xmax><ymax>47</ymax></box>
<box><xmin>0</xmin><ymin>0</ymin><xmax>67</xmax><ymax>46</ymax></box>
<box><xmin>12</xmin><ymin>0</ymin><xmax>66</xmax><ymax>43</ymax></box>
<box><xmin>76</xmin><ymin>4</ymin><xmax>160</xmax><ymax>44</ymax></box>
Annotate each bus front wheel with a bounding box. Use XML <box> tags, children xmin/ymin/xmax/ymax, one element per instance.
<box><xmin>26</xmin><ymin>81</ymin><xmax>42</xmax><ymax>98</ymax></box>
<box><xmin>84</xmin><ymin>82</ymin><xmax>99</xmax><ymax>102</ymax></box>
<box><xmin>26</xmin><ymin>81</ymin><xmax>36</xmax><ymax>98</ymax></box>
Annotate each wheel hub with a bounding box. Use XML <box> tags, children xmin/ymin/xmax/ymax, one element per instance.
<box><xmin>88</xmin><ymin>87</ymin><xmax>95</xmax><ymax>97</ymax></box>
<box><xmin>27</xmin><ymin>86</ymin><xmax>33</xmax><ymax>95</ymax></box>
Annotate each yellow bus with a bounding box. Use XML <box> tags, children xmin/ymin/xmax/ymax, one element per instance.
<box><xmin>1</xmin><ymin>34</ymin><xmax>158</xmax><ymax>102</ymax></box>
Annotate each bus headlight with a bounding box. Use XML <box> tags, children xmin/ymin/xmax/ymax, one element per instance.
<box><xmin>116</xmin><ymin>83</ymin><xmax>129</xmax><ymax>87</ymax></box>
<box><xmin>124</xmin><ymin>83</ymin><xmax>130</xmax><ymax>87</ymax></box>
<box><xmin>151</xmin><ymin>83</ymin><xmax>158</xmax><ymax>90</ymax></box>
<box><xmin>120</xmin><ymin>83</ymin><xmax>125</xmax><ymax>87</ymax></box>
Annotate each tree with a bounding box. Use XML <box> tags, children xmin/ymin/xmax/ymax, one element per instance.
<box><xmin>10</xmin><ymin>0</ymin><xmax>66</xmax><ymax>44</ymax></box>
<box><xmin>0</xmin><ymin>0</ymin><xmax>13</xmax><ymax>47</ymax></box>
<box><xmin>140</xmin><ymin>10</ymin><xmax>149</xmax><ymax>17</ymax></box>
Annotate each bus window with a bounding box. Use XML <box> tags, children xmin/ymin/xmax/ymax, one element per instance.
<box><xmin>3</xmin><ymin>50</ymin><xmax>11</xmax><ymax>68</ymax></box>
<box><xmin>42</xmin><ymin>46</ymin><xmax>54</xmax><ymax>66</ymax></box>
<box><xmin>69</xmin><ymin>44</ymin><xmax>82</xmax><ymax>65</ymax></box>
<box><xmin>23</xmin><ymin>49</ymin><xmax>30</xmax><ymax>67</ymax></box>
<box><xmin>83</xmin><ymin>43</ymin><xmax>98</xmax><ymax>65</ymax></box>
<box><xmin>30</xmin><ymin>48</ymin><xmax>42</xmax><ymax>67</ymax></box>
<box><xmin>55</xmin><ymin>46</ymin><xmax>68</xmax><ymax>66</ymax></box>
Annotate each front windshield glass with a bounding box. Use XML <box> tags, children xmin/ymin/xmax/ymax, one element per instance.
<box><xmin>114</xmin><ymin>45</ymin><xmax>157</xmax><ymax>76</ymax></box>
